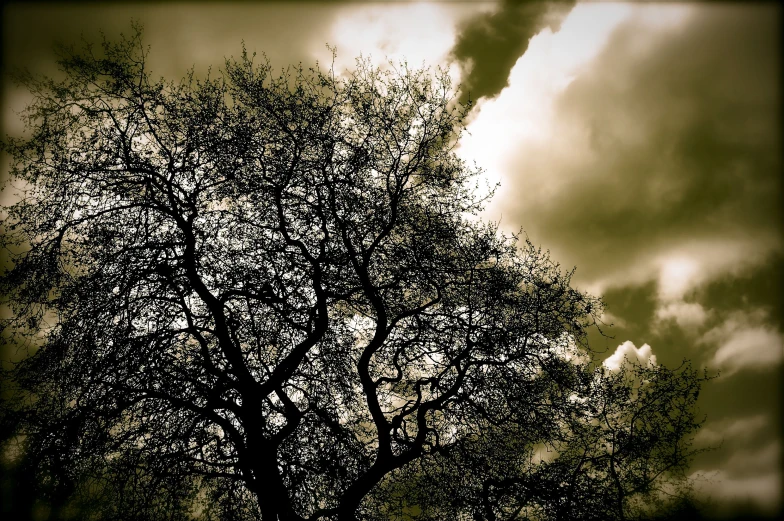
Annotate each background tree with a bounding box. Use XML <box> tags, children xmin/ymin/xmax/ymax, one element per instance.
<box><xmin>1</xmin><ymin>27</ymin><xmax>708</xmax><ymax>521</ymax></box>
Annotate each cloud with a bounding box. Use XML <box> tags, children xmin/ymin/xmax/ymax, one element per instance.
<box><xmin>599</xmin><ymin>310</ymin><xmax>627</xmax><ymax>329</ymax></box>
<box><xmin>655</xmin><ymin>300</ymin><xmax>709</xmax><ymax>331</ymax></box>
<box><xmin>463</xmin><ymin>3</ymin><xmax>781</xmax><ymax>298</ymax></box>
<box><xmin>603</xmin><ymin>340</ymin><xmax>657</xmax><ymax>371</ymax></box>
<box><xmin>657</xmin><ymin>257</ymin><xmax>700</xmax><ymax>301</ymax></box>
<box><xmin>1</xmin><ymin>3</ymin><xmax>351</xmax><ymax>144</ymax></box>
<box><xmin>457</xmin><ymin>2</ymin><xmax>642</xmax><ymax>206</ymax></box>
<box><xmin>450</xmin><ymin>0</ymin><xmax>575</xmax><ymax>104</ymax></box>
<box><xmin>712</xmin><ymin>328</ymin><xmax>783</xmax><ymax>374</ymax></box>
<box><xmin>723</xmin><ymin>441</ymin><xmax>781</xmax><ymax>476</ymax></box>
<box><xmin>650</xmin><ymin>242</ymin><xmax>780</xmax><ymax>335</ymax></box>
<box><xmin>324</xmin><ymin>2</ymin><xmax>475</xmax><ymax>78</ymax></box>
<box><xmin>694</xmin><ymin>414</ymin><xmax>768</xmax><ymax>447</ymax></box>
<box><xmin>690</xmin><ymin>441</ymin><xmax>782</xmax><ymax>514</ymax></box>
<box><xmin>1</xmin><ymin>3</ymin><xmax>347</xmax><ymax>80</ymax></box>
<box><xmin>699</xmin><ymin>310</ymin><xmax>784</xmax><ymax>375</ymax></box>
<box><xmin>690</xmin><ymin>468</ymin><xmax>782</xmax><ymax>515</ymax></box>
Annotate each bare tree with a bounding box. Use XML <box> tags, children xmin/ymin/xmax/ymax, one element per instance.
<box><xmin>0</xmin><ymin>27</ymin><xmax>707</xmax><ymax>521</ymax></box>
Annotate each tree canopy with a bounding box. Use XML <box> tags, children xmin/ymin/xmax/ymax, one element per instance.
<box><xmin>1</xmin><ymin>28</ymin><xmax>707</xmax><ymax>521</ymax></box>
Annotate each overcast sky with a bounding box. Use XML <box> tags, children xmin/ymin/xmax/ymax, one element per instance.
<box><xmin>2</xmin><ymin>1</ymin><xmax>781</xmax><ymax>517</ymax></box>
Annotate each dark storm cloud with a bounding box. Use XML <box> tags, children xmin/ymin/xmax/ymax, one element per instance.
<box><xmin>488</xmin><ymin>7</ymin><xmax>782</xmax><ymax>509</ymax></box>
<box><xmin>497</xmin><ymin>4</ymin><xmax>781</xmax><ymax>289</ymax></box>
<box><xmin>2</xmin><ymin>3</ymin><xmax>341</xmax><ymax>75</ymax></box>
<box><xmin>451</xmin><ymin>0</ymin><xmax>575</xmax><ymax>105</ymax></box>
<box><xmin>1</xmin><ymin>3</ymin><xmax>342</xmax><ymax>128</ymax></box>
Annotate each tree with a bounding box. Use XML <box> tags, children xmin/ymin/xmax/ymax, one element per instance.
<box><xmin>0</xmin><ymin>27</ymin><xmax>708</xmax><ymax>521</ymax></box>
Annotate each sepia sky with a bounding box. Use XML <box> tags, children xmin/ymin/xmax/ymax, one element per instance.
<box><xmin>2</xmin><ymin>1</ymin><xmax>781</xmax><ymax>517</ymax></box>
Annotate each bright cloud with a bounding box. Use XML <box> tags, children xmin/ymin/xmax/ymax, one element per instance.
<box><xmin>653</xmin><ymin>238</ymin><xmax>780</xmax><ymax>298</ymax></box>
<box><xmin>599</xmin><ymin>310</ymin><xmax>627</xmax><ymax>329</ymax></box>
<box><xmin>323</xmin><ymin>2</ymin><xmax>474</xmax><ymax>80</ymax></box>
<box><xmin>654</xmin><ymin>300</ymin><xmax>709</xmax><ymax>330</ymax></box>
<box><xmin>458</xmin><ymin>2</ymin><xmax>638</xmax><ymax>205</ymax></box>
<box><xmin>648</xmin><ymin>240</ymin><xmax>780</xmax><ymax>333</ymax></box>
<box><xmin>459</xmin><ymin>2</ymin><xmax>694</xmax><ymax>227</ymax></box>
<box><xmin>458</xmin><ymin>2</ymin><xmax>781</xmax><ymax>306</ymax></box>
<box><xmin>657</xmin><ymin>256</ymin><xmax>700</xmax><ymax>300</ymax></box>
<box><xmin>700</xmin><ymin>310</ymin><xmax>784</xmax><ymax>375</ymax></box>
<box><xmin>603</xmin><ymin>340</ymin><xmax>657</xmax><ymax>371</ymax></box>
<box><xmin>711</xmin><ymin>327</ymin><xmax>783</xmax><ymax>374</ymax></box>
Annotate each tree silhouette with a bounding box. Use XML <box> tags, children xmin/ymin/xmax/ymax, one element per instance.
<box><xmin>1</xmin><ymin>28</ymin><xmax>708</xmax><ymax>521</ymax></box>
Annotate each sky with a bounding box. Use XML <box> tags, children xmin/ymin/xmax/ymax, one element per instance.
<box><xmin>2</xmin><ymin>1</ymin><xmax>782</xmax><ymax>518</ymax></box>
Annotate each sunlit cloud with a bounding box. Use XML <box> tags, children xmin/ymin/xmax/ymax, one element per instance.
<box><xmin>450</xmin><ymin>0</ymin><xmax>576</xmax><ymax>104</ymax></box>
<box><xmin>654</xmin><ymin>301</ymin><xmax>709</xmax><ymax>331</ymax></box>
<box><xmin>1</xmin><ymin>1</ymin><xmax>781</xmax><ymax>517</ymax></box>
<box><xmin>647</xmin><ymin>237</ymin><xmax>781</xmax><ymax>333</ymax></box>
<box><xmin>461</xmin><ymin>3</ymin><xmax>780</xmax><ymax>304</ymax></box>
<box><xmin>323</xmin><ymin>2</ymin><xmax>474</xmax><ymax>80</ymax></box>
<box><xmin>603</xmin><ymin>340</ymin><xmax>657</xmax><ymax>371</ymax></box>
<box><xmin>599</xmin><ymin>310</ymin><xmax>627</xmax><ymax>329</ymax></box>
<box><xmin>657</xmin><ymin>256</ymin><xmax>700</xmax><ymax>301</ymax></box>
<box><xmin>710</xmin><ymin>326</ymin><xmax>783</xmax><ymax>376</ymax></box>
<box><xmin>699</xmin><ymin>309</ymin><xmax>784</xmax><ymax>375</ymax></box>
<box><xmin>458</xmin><ymin>2</ymin><xmax>637</xmax><ymax>205</ymax></box>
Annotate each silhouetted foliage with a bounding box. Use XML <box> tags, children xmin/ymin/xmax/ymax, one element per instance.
<box><xmin>1</xmin><ymin>27</ymin><xmax>709</xmax><ymax>521</ymax></box>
